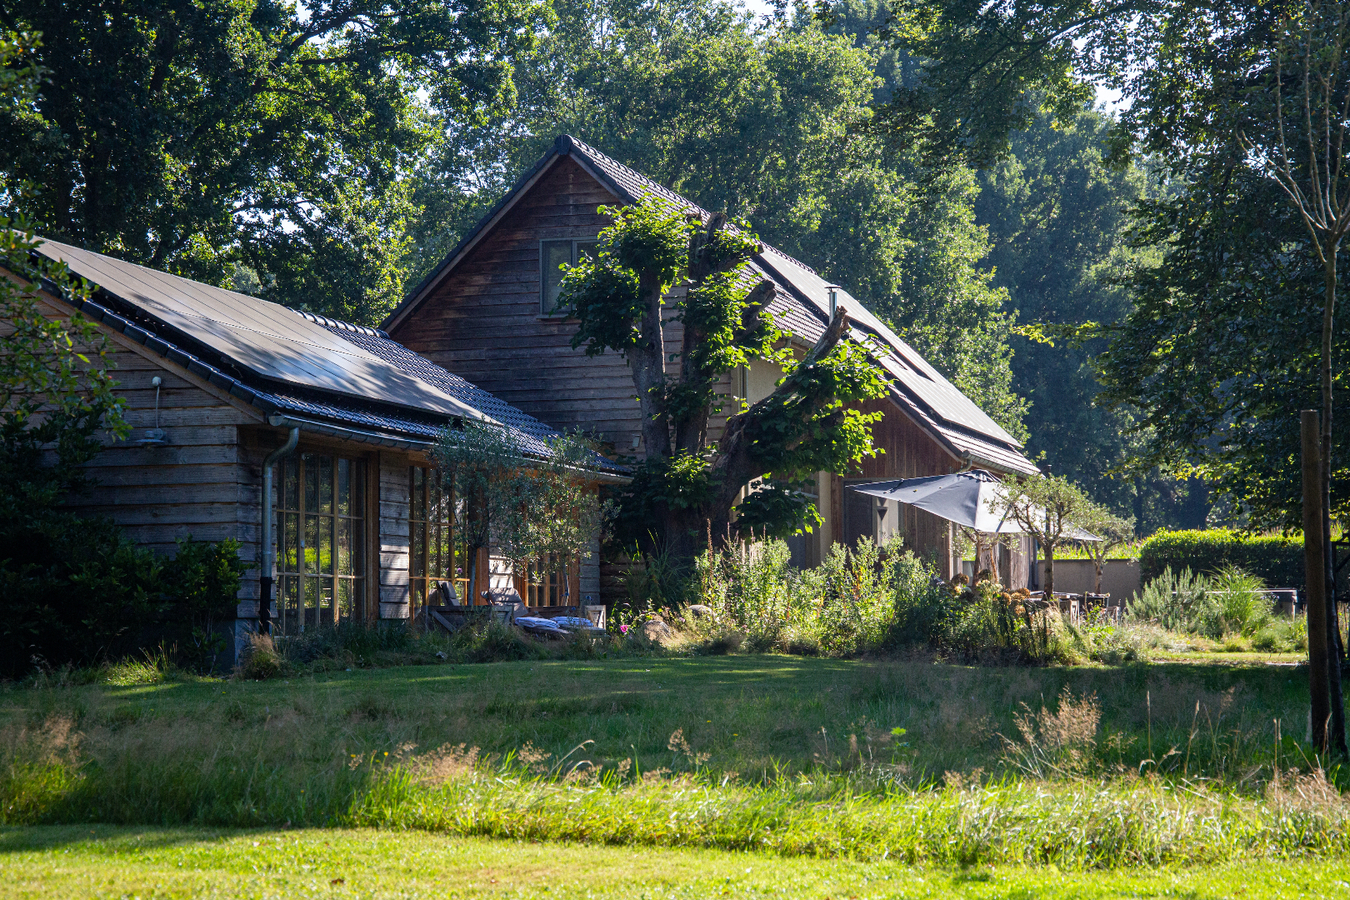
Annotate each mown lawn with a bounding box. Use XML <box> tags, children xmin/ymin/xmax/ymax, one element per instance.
<box><xmin>3</xmin><ymin>825</ymin><xmax>1348</xmax><ymax>899</ymax></box>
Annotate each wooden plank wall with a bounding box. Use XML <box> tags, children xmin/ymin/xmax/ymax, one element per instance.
<box><xmin>38</xmin><ymin>304</ymin><xmax>263</xmax><ymax>599</ymax></box>
<box><xmin>830</xmin><ymin>395</ymin><xmax>960</xmax><ymax>574</ymax></box>
<box><xmin>377</xmin><ymin>451</ymin><xmax>413</xmax><ymax>619</ymax></box>
<box><xmin>393</xmin><ymin>157</ymin><xmax>693</xmax><ymax>456</ymax></box>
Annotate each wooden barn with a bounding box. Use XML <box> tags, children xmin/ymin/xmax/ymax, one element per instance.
<box><xmin>3</xmin><ymin>239</ymin><xmax>622</xmax><ymax>658</ymax></box>
<box><xmin>383</xmin><ymin>135</ymin><xmax>1040</xmax><ymax>583</ymax></box>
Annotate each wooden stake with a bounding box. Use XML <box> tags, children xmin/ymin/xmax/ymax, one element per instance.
<box><xmin>1303</xmin><ymin>409</ymin><xmax>1332</xmax><ymax>754</ymax></box>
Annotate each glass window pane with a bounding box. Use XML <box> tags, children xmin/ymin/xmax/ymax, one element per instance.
<box><xmin>319</xmin><ymin>455</ymin><xmax>333</xmax><ymax>514</ymax></box>
<box><xmin>282</xmin><ymin>456</ymin><xmax>298</xmax><ymax>511</ymax></box>
<box><xmin>319</xmin><ymin>577</ymin><xmax>334</xmax><ymax>626</ymax></box>
<box><xmin>304</xmin><ymin>454</ymin><xmax>318</xmax><ymax>512</ymax></box>
<box><xmin>320</xmin><ymin>513</ymin><xmax>333</xmax><ymax>578</ymax></box>
<box><xmin>338</xmin><ymin>519</ymin><xmax>352</xmax><ymax>577</ymax></box>
<box><xmin>541</xmin><ymin>240</ymin><xmax>573</xmax><ymax>314</ymax></box>
<box><xmin>338</xmin><ymin>458</ymin><xmax>351</xmax><ymax>517</ymax></box>
<box><xmin>283</xmin><ymin>513</ymin><xmax>300</xmax><ymax>573</ymax></box>
<box><xmin>411</xmin><ymin>521</ymin><xmax>426</xmax><ymax>577</ymax></box>
<box><xmin>304</xmin><ymin>576</ymin><xmax>318</xmax><ymax>630</ymax></box>
<box><xmin>282</xmin><ymin>576</ymin><xmax>300</xmax><ymax>635</ymax></box>
<box><xmin>351</xmin><ymin>462</ymin><xmax>364</xmax><ymax>519</ymax></box>
<box><xmin>338</xmin><ymin>579</ymin><xmax>353</xmax><ymax>621</ymax></box>
<box><xmin>305</xmin><ymin>514</ymin><xmax>319</xmax><ymax>576</ymax></box>
<box><xmin>411</xmin><ymin>467</ymin><xmax>425</xmax><ymax>521</ymax></box>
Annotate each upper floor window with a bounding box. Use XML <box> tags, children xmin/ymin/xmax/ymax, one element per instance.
<box><xmin>540</xmin><ymin>239</ymin><xmax>598</xmax><ymax>315</ymax></box>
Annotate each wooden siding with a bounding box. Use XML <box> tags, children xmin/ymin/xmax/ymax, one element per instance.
<box><xmin>31</xmin><ymin>298</ymin><xmax>265</xmax><ymax>600</ymax></box>
<box><xmin>393</xmin><ymin>156</ymin><xmax>701</xmax><ymax>454</ymax></box>
<box><xmin>378</xmin><ymin>451</ymin><xmax>413</xmax><ymax>618</ymax></box>
<box><xmin>392</xmin><ymin>154</ymin><xmax>984</xmax><ymax>581</ymax></box>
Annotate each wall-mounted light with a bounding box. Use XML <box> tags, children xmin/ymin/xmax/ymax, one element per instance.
<box><xmin>135</xmin><ymin>375</ymin><xmax>168</xmax><ymax>445</ymax></box>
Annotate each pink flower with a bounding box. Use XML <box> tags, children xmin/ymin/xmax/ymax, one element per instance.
<box><xmin>619</xmin><ymin>624</ymin><xmax>629</xmax><ymax>633</ymax></box>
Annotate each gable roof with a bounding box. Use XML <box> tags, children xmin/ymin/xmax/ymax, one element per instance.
<box><xmin>20</xmin><ymin>238</ymin><xmax>621</xmax><ymax>472</ymax></box>
<box><xmin>388</xmin><ymin>134</ymin><xmax>1038</xmax><ymax>476</ymax></box>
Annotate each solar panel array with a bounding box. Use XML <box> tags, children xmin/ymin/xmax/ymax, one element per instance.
<box><xmin>36</xmin><ymin>239</ymin><xmax>487</xmax><ymax>423</ymax></box>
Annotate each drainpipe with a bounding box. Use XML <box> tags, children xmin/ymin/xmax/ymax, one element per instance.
<box><xmin>259</xmin><ymin>427</ymin><xmax>300</xmax><ymax>634</ymax></box>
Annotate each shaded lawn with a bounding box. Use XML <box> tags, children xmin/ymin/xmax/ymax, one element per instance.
<box><xmin>3</xmin><ymin>825</ymin><xmax>1348</xmax><ymax>900</ymax></box>
<box><xmin>2</xmin><ymin>655</ymin><xmax>1315</xmax><ymax>782</ymax></box>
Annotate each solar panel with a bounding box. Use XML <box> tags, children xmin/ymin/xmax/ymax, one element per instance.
<box><xmin>36</xmin><ymin>239</ymin><xmax>489</xmax><ymax>423</ymax></box>
<box><xmin>755</xmin><ymin>251</ymin><xmax>1021</xmax><ymax>447</ymax></box>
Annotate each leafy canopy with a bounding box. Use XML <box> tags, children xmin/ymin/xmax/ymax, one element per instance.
<box><xmin>0</xmin><ymin>0</ymin><xmax>545</xmax><ymax>324</ymax></box>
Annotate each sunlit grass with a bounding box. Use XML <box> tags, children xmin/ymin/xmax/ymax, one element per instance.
<box><xmin>2</xmin><ymin>826</ymin><xmax>1348</xmax><ymax>899</ymax></box>
<box><xmin>0</xmin><ymin>656</ymin><xmax>1341</xmax><ymax>869</ymax></box>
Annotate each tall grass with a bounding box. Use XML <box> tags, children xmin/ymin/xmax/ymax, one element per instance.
<box><xmin>3</xmin><ymin>682</ymin><xmax>1348</xmax><ymax>868</ymax></box>
<box><xmin>686</xmin><ymin>539</ymin><xmax>1073</xmax><ymax>664</ymax></box>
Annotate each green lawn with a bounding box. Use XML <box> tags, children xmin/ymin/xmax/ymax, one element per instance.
<box><xmin>1</xmin><ymin>654</ymin><xmax>1314</xmax><ymax>781</ymax></box>
<box><xmin>2</xmin><ymin>825</ymin><xmax>1348</xmax><ymax>899</ymax></box>
<box><xmin>2</xmin><ymin>655</ymin><xmax>1345</xmax><ymax>885</ymax></box>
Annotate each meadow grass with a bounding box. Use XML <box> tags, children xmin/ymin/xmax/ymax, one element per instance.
<box><xmin>2</xmin><ymin>825</ymin><xmax>1348</xmax><ymax>899</ymax></box>
<box><xmin>1</xmin><ymin>656</ymin><xmax>1344</xmax><ymax>870</ymax></box>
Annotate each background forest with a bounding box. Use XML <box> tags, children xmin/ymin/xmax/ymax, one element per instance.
<box><xmin>0</xmin><ymin>0</ymin><xmax>1226</xmax><ymax>533</ymax></box>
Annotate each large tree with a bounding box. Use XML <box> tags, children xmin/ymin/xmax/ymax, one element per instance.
<box><xmin>974</xmin><ymin>105</ymin><xmax>1209</xmax><ymax>532</ymax></box>
<box><xmin>557</xmin><ymin>200</ymin><xmax>888</xmax><ymax>564</ymax></box>
<box><xmin>0</xmin><ymin>0</ymin><xmax>543</xmax><ymax>324</ymax></box>
<box><xmin>409</xmin><ymin>0</ymin><xmax>1027</xmax><ymax>439</ymax></box>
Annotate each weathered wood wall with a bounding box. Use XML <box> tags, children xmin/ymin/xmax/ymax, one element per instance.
<box><xmin>392</xmin><ymin>156</ymin><xmax>712</xmax><ymax>456</ymax></box>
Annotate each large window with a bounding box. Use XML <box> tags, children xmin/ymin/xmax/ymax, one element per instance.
<box><xmin>516</xmin><ymin>554</ymin><xmax>580</xmax><ymax>607</ymax></box>
<box><xmin>409</xmin><ymin>466</ymin><xmax>466</xmax><ymax>613</ymax></box>
<box><xmin>275</xmin><ymin>453</ymin><xmax>365</xmax><ymax>634</ymax></box>
<box><xmin>540</xmin><ymin>239</ymin><xmax>598</xmax><ymax>315</ymax></box>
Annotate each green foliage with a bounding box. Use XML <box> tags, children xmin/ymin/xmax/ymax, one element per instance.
<box><xmin>411</xmin><ymin>0</ymin><xmax>1026</xmax><ymax>440</ymax></box>
<box><xmin>686</xmin><ymin>538</ymin><xmax>1070</xmax><ymax>664</ymax></box>
<box><xmin>559</xmin><ymin>198</ymin><xmax>886</xmax><ymax>557</ymax></box>
<box><xmin>1126</xmin><ymin>564</ymin><xmax>1276</xmax><ymax>641</ymax></box>
<box><xmin>1128</xmin><ymin>566</ymin><xmax>1215</xmax><ymax>635</ymax></box>
<box><xmin>0</xmin><ymin>0</ymin><xmax>545</xmax><ymax>324</ymax></box>
<box><xmin>867</xmin><ymin>0</ymin><xmax>1102</xmax><ymax>168</ymax></box>
<box><xmin>1138</xmin><ymin>530</ymin><xmax>1304</xmax><ymax>588</ymax></box>
<box><xmin>1</xmin><ymin>527</ymin><xmax>245</xmax><ymax>678</ymax></box>
<box><xmin>971</xmin><ymin>105</ymin><xmax>1206</xmax><ymax>531</ymax></box>
<box><xmin>433</xmin><ymin>422</ymin><xmax>604</xmax><ymax>595</ymax></box>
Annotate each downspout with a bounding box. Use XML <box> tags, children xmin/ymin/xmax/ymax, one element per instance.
<box><xmin>259</xmin><ymin>427</ymin><xmax>300</xmax><ymax>634</ymax></box>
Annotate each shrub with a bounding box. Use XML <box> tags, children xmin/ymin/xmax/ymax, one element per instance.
<box><xmin>1</xmin><ymin>524</ymin><xmax>245</xmax><ymax>678</ymax></box>
<box><xmin>1138</xmin><ymin>529</ymin><xmax>1303</xmax><ymax>588</ymax></box>
<box><xmin>1127</xmin><ymin>566</ymin><xmax>1215</xmax><ymax>634</ymax></box>
<box><xmin>1209</xmin><ymin>565</ymin><xmax>1273</xmax><ymax>638</ymax></box>
<box><xmin>686</xmin><ymin>538</ymin><xmax>1070</xmax><ymax>664</ymax></box>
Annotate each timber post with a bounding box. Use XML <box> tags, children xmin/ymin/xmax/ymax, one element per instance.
<box><xmin>1303</xmin><ymin>409</ymin><xmax>1332</xmax><ymax>754</ymax></box>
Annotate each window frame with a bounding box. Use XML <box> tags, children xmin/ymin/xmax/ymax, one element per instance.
<box><xmin>408</xmin><ymin>465</ymin><xmax>465</xmax><ymax>616</ymax></box>
<box><xmin>539</xmin><ymin>238</ymin><xmax>600</xmax><ymax>316</ymax></box>
<box><xmin>274</xmin><ymin>452</ymin><xmax>366</xmax><ymax>635</ymax></box>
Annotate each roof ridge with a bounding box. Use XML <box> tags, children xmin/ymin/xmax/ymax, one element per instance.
<box><xmin>560</xmin><ymin>134</ymin><xmax>822</xmax><ymax>277</ymax></box>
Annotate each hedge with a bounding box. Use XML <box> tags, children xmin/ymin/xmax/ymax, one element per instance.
<box><xmin>1138</xmin><ymin>529</ymin><xmax>1304</xmax><ymax>588</ymax></box>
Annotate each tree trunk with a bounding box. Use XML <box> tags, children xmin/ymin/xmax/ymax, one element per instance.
<box><xmin>632</xmin><ymin>271</ymin><xmax>671</xmax><ymax>459</ymax></box>
<box><xmin>1321</xmin><ymin>248</ymin><xmax>1347</xmax><ymax>757</ymax></box>
<box><xmin>1043</xmin><ymin>543</ymin><xmax>1055</xmax><ymax>599</ymax></box>
<box><xmin>1304</xmin><ymin>409</ymin><xmax>1333</xmax><ymax>754</ymax></box>
<box><xmin>1094</xmin><ymin>557</ymin><xmax>1103</xmax><ymax>594</ymax></box>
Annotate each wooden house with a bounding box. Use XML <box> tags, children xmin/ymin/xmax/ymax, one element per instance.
<box><xmin>383</xmin><ymin>135</ymin><xmax>1039</xmax><ymax>583</ymax></box>
<box><xmin>3</xmin><ymin>239</ymin><xmax>623</xmax><ymax>659</ymax></box>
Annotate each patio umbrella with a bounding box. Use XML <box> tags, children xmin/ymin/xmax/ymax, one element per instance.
<box><xmin>848</xmin><ymin>470</ymin><xmax>1102</xmax><ymax>540</ymax></box>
